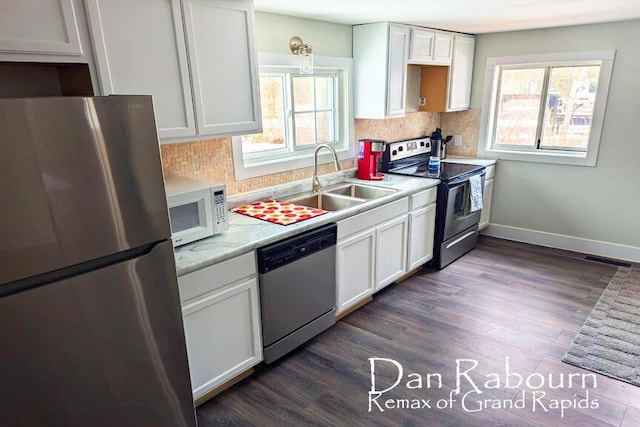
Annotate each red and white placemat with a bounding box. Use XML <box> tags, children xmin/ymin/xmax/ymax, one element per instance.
<box><xmin>232</xmin><ymin>200</ymin><xmax>328</xmax><ymax>226</ymax></box>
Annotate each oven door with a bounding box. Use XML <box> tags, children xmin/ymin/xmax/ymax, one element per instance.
<box><xmin>443</xmin><ymin>174</ymin><xmax>485</xmax><ymax>241</ymax></box>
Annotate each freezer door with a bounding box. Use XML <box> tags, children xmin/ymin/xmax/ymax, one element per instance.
<box><xmin>0</xmin><ymin>96</ymin><xmax>171</xmax><ymax>285</ymax></box>
<box><xmin>0</xmin><ymin>240</ymin><xmax>196</xmax><ymax>426</ymax></box>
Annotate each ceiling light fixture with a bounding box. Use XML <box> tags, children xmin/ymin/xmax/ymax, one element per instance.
<box><xmin>289</xmin><ymin>36</ymin><xmax>313</xmax><ymax>75</ymax></box>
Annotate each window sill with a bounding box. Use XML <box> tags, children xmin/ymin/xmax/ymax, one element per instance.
<box><xmin>232</xmin><ymin>136</ymin><xmax>355</xmax><ymax>180</ymax></box>
<box><xmin>478</xmin><ymin>146</ymin><xmax>597</xmax><ymax>166</ymax></box>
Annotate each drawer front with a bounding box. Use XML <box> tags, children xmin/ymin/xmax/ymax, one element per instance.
<box><xmin>178</xmin><ymin>251</ymin><xmax>256</xmax><ymax>303</ymax></box>
<box><xmin>337</xmin><ymin>197</ymin><xmax>409</xmax><ymax>240</ymax></box>
<box><xmin>410</xmin><ymin>187</ymin><xmax>437</xmax><ymax>210</ymax></box>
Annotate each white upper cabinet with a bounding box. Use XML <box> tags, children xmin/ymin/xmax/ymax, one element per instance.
<box><xmin>409</xmin><ymin>28</ymin><xmax>452</xmax><ymax>65</ymax></box>
<box><xmin>418</xmin><ymin>32</ymin><xmax>475</xmax><ymax>112</ymax></box>
<box><xmin>182</xmin><ymin>0</ymin><xmax>261</xmax><ymax>137</ymax></box>
<box><xmin>355</xmin><ymin>22</ymin><xmax>473</xmax><ymax>117</ymax></box>
<box><xmin>0</xmin><ymin>0</ymin><xmax>82</xmax><ymax>56</ymax></box>
<box><xmin>408</xmin><ymin>28</ymin><xmax>434</xmax><ymax>64</ymax></box>
<box><xmin>447</xmin><ymin>34</ymin><xmax>476</xmax><ymax>111</ymax></box>
<box><xmin>353</xmin><ymin>22</ymin><xmax>410</xmax><ymax>119</ymax></box>
<box><xmin>86</xmin><ymin>0</ymin><xmax>261</xmax><ymax>141</ymax></box>
<box><xmin>85</xmin><ymin>0</ymin><xmax>195</xmax><ymax>139</ymax></box>
<box><xmin>386</xmin><ymin>24</ymin><xmax>411</xmax><ymax>117</ymax></box>
<box><xmin>433</xmin><ymin>32</ymin><xmax>453</xmax><ymax>64</ymax></box>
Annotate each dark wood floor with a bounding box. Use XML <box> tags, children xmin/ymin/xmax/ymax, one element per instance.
<box><xmin>197</xmin><ymin>236</ymin><xmax>640</xmax><ymax>427</ymax></box>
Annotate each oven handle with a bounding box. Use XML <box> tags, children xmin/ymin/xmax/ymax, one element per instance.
<box><xmin>446</xmin><ymin>230</ymin><xmax>477</xmax><ymax>249</ymax></box>
<box><xmin>448</xmin><ymin>170</ymin><xmax>486</xmax><ymax>187</ymax></box>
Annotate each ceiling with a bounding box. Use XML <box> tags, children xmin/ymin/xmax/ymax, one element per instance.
<box><xmin>253</xmin><ymin>0</ymin><xmax>640</xmax><ymax>34</ymax></box>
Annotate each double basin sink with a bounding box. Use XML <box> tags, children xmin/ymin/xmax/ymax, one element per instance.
<box><xmin>286</xmin><ymin>182</ymin><xmax>398</xmax><ymax>211</ymax></box>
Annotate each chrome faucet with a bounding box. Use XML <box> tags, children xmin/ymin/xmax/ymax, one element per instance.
<box><xmin>312</xmin><ymin>143</ymin><xmax>341</xmax><ymax>193</ymax></box>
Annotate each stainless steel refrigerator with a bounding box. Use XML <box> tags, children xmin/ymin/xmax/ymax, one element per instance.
<box><xmin>0</xmin><ymin>96</ymin><xmax>197</xmax><ymax>426</ymax></box>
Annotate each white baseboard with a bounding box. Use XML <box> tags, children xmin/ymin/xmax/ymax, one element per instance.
<box><xmin>482</xmin><ymin>223</ymin><xmax>640</xmax><ymax>263</ymax></box>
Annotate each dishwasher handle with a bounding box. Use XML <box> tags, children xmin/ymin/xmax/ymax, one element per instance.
<box><xmin>257</xmin><ymin>223</ymin><xmax>337</xmax><ymax>273</ymax></box>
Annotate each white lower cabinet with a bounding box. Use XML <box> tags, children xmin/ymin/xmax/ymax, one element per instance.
<box><xmin>406</xmin><ymin>187</ymin><xmax>437</xmax><ymax>271</ymax></box>
<box><xmin>407</xmin><ymin>203</ymin><xmax>436</xmax><ymax>270</ymax></box>
<box><xmin>375</xmin><ymin>215</ymin><xmax>408</xmax><ymax>291</ymax></box>
<box><xmin>177</xmin><ymin>252</ymin><xmax>262</xmax><ymax>403</ymax></box>
<box><xmin>336</xmin><ymin>197</ymin><xmax>409</xmax><ymax>314</ymax></box>
<box><xmin>479</xmin><ymin>165</ymin><xmax>496</xmax><ymax>230</ymax></box>
<box><xmin>337</xmin><ymin>229</ymin><xmax>376</xmax><ymax>314</ymax></box>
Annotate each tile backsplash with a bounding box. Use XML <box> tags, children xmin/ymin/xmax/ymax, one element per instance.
<box><xmin>355</xmin><ymin>112</ymin><xmax>440</xmax><ymax>142</ymax></box>
<box><xmin>440</xmin><ymin>108</ymin><xmax>481</xmax><ymax>157</ymax></box>
<box><xmin>160</xmin><ymin>137</ymin><xmax>357</xmax><ymax>195</ymax></box>
<box><xmin>160</xmin><ymin>112</ymin><xmax>441</xmax><ymax>195</ymax></box>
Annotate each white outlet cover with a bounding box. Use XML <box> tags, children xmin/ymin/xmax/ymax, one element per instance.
<box><xmin>454</xmin><ymin>134</ymin><xmax>462</xmax><ymax>146</ymax></box>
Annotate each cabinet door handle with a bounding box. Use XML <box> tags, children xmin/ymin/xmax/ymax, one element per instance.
<box><xmin>445</xmin><ymin>230</ymin><xmax>476</xmax><ymax>249</ymax></box>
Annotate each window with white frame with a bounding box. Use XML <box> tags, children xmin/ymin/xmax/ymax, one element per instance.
<box><xmin>479</xmin><ymin>50</ymin><xmax>615</xmax><ymax>166</ymax></box>
<box><xmin>232</xmin><ymin>54</ymin><xmax>353</xmax><ymax>180</ymax></box>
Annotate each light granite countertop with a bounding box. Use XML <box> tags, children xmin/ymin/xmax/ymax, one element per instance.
<box><xmin>173</xmin><ymin>169</ymin><xmax>439</xmax><ymax>276</ymax></box>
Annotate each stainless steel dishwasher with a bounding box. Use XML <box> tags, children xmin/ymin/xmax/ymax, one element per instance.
<box><xmin>257</xmin><ymin>223</ymin><xmax>337</xmax><ymax>363</ymax></box>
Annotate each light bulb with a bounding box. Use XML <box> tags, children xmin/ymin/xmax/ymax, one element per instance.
<box><xmin>300</xmin><ymin>52</ymin><xmax>313</xmax><ymax>75</ymax></box>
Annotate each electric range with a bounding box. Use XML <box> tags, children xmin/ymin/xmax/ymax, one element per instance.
<box><xmin>381</xmin><ymin>136</ymin><xmax>484</xmax><ymax>182</ymax></box>
<box><xmin>381</xmin><ymin>137</ymin><xmax>486</xmax><ymax>269</ymax></box>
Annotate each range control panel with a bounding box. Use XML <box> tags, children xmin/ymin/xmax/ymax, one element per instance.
<box><xmin>386</xmin><ymin>138</ymin><xmax>431</xmax><ymax>161</ymax></box>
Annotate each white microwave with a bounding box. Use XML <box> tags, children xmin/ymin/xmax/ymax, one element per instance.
<box><xmin>164</xmin><ymin>176</ymin><xmax>229</xmax><ymax>247</ymax></box>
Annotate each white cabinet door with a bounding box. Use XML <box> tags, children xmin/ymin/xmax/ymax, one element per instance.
<box><xmin>0</xmin><ymin>0</ymin><xmax>82</xmax><ymax>56</ymax></box>
<box><xmin>433</xmin><ymin>32</ymin><xmax>453</xmax><ymax>65</ymax></box>
<box><xmin>409</xmin><ymin>28</ymin><xmax>435</xmax><ymax>63</ymax></box>
<box><xmin>337</xmin><ymin>229</ymin><xmax>376</xmax><ymax>314</ymax></box>
<box><xmin>386</xmin><ymin>24</ymin><xmax>410</xmax><ymax>117</ymax></box>
<box><xmin>85</xmin><ymin>0</ymin><xmax>196</xmax><ymax>139</ymax></box>
<box><xmin>407</xmin><ymin>204</ymin><xmax>436</xmax><ymax>270</ymax></box>
<box><xmin>447</xmin><ymin>34</ymin><xmax>475</xmax><ymax>111</ymax></box>
<box><xmin>479</xmin><ymin>178</ymin><xmax>494</xmax><ymax>231</ymax></box>
<box><xmin>375</xmin><ymin>215</ymin><xmax>408</xmax><ymax>291</ymax></box>
<box><xmin>354</xmin><ymin>22</ymin><xmax>409</xmax><ymax>119</ymax></box>
<box><xmin>182</xmin><ymin>0</ymin><xmax>262</xmax><ymax>137</ymax></box>
<box><xmin>181</xmin><ymin>277</ymin><xmax>262</xmax><ymax>401</ymax></box>
<box><xmin>409</xmin><ymin>29</ymin><xmax>452</xmax><ymax>65</ymax></box>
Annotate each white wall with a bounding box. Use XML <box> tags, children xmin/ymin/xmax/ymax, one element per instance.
<box><xmin>472</xmin><ymin>19</ymin><xmax>640</xmax><ymax>260</ymax></box>
<box><xmin>254</xmin><ymin>12</ymin><xmax>352</xmax><ymax>57</ymax></box>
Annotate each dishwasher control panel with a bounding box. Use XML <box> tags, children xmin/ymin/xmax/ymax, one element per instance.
<box><xmin>257</xmin><ymin>223</ymin><xmax>337</xmax><ymax>273</ymax></box>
